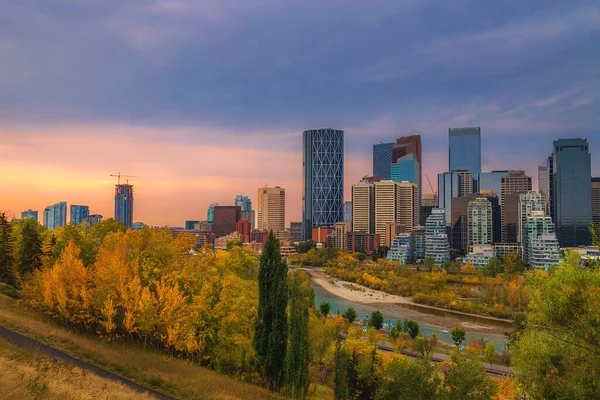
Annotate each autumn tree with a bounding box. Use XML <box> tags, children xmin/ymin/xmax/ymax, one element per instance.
<box><xmin>483</xmin><ymin>257</ymin><xmax>502</xmax><ymax>277</ymax></box>
<box><xmin>441</xmin><ymin>355</ymin><xmax>497</xmax><ymax>399</ymax></box>
<box><xmin>254</xmin><ymin>231</ymin><xmax>288</xmax><ymax>391</ymax></box>
<box><xmin>484</xmin><ymin>342</ymin><xmax>496</xmax><ymax>368</ymax></box>
<box><xmin>376</xmin><ymin>358</ymin><xmax>439</xmax><ymax>400</ymax></box>
<box><xmin>423</xmin><ymin>257</ymin><xmax>435</xmax><ymax>272</ymax></box>
<box><xmin>0</xmin><ymin>213</ymin><xmax>17</xmax><ymax>287</ymax></box>
<box><xmin>285</xmin><ymin>271</ymin><xmax>312</xmax><ymax>399</ymax></box>
<box><xmin>413</xmin><ymin>334</ymin><xmax>437</xmax><ymax>359</ymax></box>
<box><xmin>333</xmin><ymin>338</ymin><xmax>349</xmax><ymax>400</ymax></box>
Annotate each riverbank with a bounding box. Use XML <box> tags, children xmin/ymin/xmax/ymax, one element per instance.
<box><xmin>300</xmin><ymin>267</ymin><xmax>513</xmax><ymax>336</ymax></box>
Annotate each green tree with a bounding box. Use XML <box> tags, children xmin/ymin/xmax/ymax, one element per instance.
<box><xmin>344</xmin><ymin>307</ymin><xmax>357</xmax><ymax>324</ymax></box>
<box><xmin>369</xmin><ymin>311</ymin><xmax>384</xmax><ymax>330</ymax></box>
<box><xmin>346</xmin><ymin>349</ymin><xmax>359</xmax><ymax>399</ymax></box>
<box><xmin>484</xmin><ymin>342</ymin><xmax>496</xmax><ymax>368</ymax></box>
<box><xmin>0</xmin><ymin>213</ymin><xmax>17</xmax><ymax>287</ymax></box>
<box><xmin>423</xmin><ymin>257</ymin><xmax>435</xmax><ymax>272</ymax></box>
<box><xmin>413</xmin><ymin>334</ymin><xmax>437</xmax><ymax>359</ymax></box>
<box><xmin>512</xmin><ymin>250</ymin><xmax>600</xmax><ymax>399</ymax></box>
<box><xmin>389</xmin><ymin>327</ymin><xmax>400</xmax><ymax>342</ymax></box>
<box><xmin>295</xmin><ymin>240</ymin><xmax>314</xmax><ymax>254</ymax></box>
<box><xmin>376</xmin><ymin>358</ymin><xmax>440</xmax><ymax>400</ymax></box>
<box><xmin>286</xmin><ymin>271</ymin><xmax>312</xmax><ymax>399</ymax></box>
<box><xmin>403</xmin><ymin>319</ymin><xmax>420</xmax><ymax>339</ymax></box>
<box><xmin>226</xmin><ymin>239</ymin><xmax>243</xmax><ymax>249</ymax></box>
<box><xmin>333</xmin><ymin>338</ymin><xmax>349</xmax><ymax>400</ymax></box>
<box><xmin>357</xmin><ymin>346</ymin><xmax>380</xmax><ymax>399</ymax></box>
<box><xmin>319</xmin><ymin>301</ymin><xmax>331</xmax><ymax>318</ymax></box>
<box><xmin>254</xmin><ymin>231</ymin><xmax>288</xmax><ymax>391</ymax></box>
<box><xmin>16</xmin><ymin>219</ymin><xmax>43</xmax><ymax>277</ymax></box>
<box><xmin>442</xmin><ymin>355</ymin><xmax>497</xmax><ymax>400</ymax></box>
<box><xmin>483</xmin><ymin>257</ymin><xmax>502</xmax><ymax>277</ymax></box>
<box><xmin>450</xmin><ymin>326</ymin><xmax>466</xmax><ymax>348</ymax></box>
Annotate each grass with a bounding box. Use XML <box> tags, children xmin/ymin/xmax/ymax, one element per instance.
<box><xmin>0</xmin><ymin>337</ymin><xmax>153</xmax><ymax>400</ymax></box>
<box><xmin>0</xmin><ymin>295</ymin><xmax>279</xmax><ymax>400</ymax></box>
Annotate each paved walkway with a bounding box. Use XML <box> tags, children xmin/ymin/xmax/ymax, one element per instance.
<box><xmin>0</xmin><ymin>324</ymin><xmax>175</xmax><ymax>400</ymax></box>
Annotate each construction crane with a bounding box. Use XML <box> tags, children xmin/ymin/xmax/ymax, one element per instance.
<box><xmin>426</xmin><ymin>174</ymin><xmax>438</xmax><ymax>200</ymax></box>
<box><xmin>110</xmin><ymin>173</ymin><xmax>139</xmax><ymax>185</ymax></box>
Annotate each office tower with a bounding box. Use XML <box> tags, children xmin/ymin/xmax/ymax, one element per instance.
<box><xmin>343</xmin><ymin>201</ymin><xmax>353</xmax><ymax>226</ymax></box>
<box><xmin>235</xmin><ymin>220</ymin><xmax>251</xmax><ymax>243</ymax></box>
<box><xmin>546</xmin><ymin>155</ymin><xmax>555</xmax><ymax>220</ymax></box>
<box><xmin>385</xmin><ymin>222</ymin><xmax>406</xmax><ymax>248</ymax></box>
<box><xmin>523</xmin><ymin>211</ymin><xmax>558</xmax><ymax>266</ymax></box>
<box><xmin>351</xmin><ymin>181</ymin><xmax>375</xmax><ymax>234</ymax></box>
<box><xmin>373</xmin><ymin>142</ymin><xmax>394</xmax><ymax>180</ymax></box>
<box><xmin>518</xmin><ymin>192</ymin><xmax>546</xmax><ymax>248</ymax></box>
<box><xmin>593</xmin><ymin>178</ymin><xmax>600</xmax><ymax>224</ymax></box>
<box><xmin>393</xmin><ymin>135</ymin><xmax>422</xmax><ymax>221</ymax></box>
<box><xmin>468</xmin><ymin>197</ymin><xmax>493</xmax><ymax>251</ymax></box>
<box><xmin>43</xmin><ymin>207</ymin><xmax>51</xmax><ymax>228</ymax></box>
<box><xmin>452</xmin><ymin>192</ymin><xmax>499</xmax><ymax>252</ymax></box>
<box><xmin>425</xmin><ymin>209</ymin><xmax>450</xmax><ymax>263</ymax></box>
<box><xmin>185</xmin><ymin>220</ymin><xmax>200</xmax><ymax>230</ymax></box>
<box><xmin>44</xmin><ymin>202</ymin><xmax>67</xmax><ymax>230</ymax></box>
<box><xmin>257</xmin><ymin>186</ymin><xmax>285</xmax><ymax>234</ymax></box>
<box><xmin>302</xmin><ymin>128</ymin><xmax>344</xmax><ymax>240</ymax></box>
<box><xmin>391</xmin><ymin>153</ymin><xmax>419</xmax><ymax>185</ymax></box>
<box><xmin>207</xmin><ymin>203</ymin><xmax>218</xmax><ymax>224</ymax></box>
<box><xmin>420</xmin><ymin>194</ymin><xmax>437</xmax><ymax>227</ymax></box>
<box><xmin>449</xmin><ymin>127</ymin><xmax>482</xmax><ymax>177</ymax></box>
<box><xmin>333</xmin><ymin>222</ymin><xmax>350</xmax><ymax>250</ymax></box>
<box><xmin>553</xmin><ymin>138</ymin><xmax>592</xmax><ymax>246</ymax></box>
<box><xmin>20</xmin><ymin>209</ymin><xmax>38</xmax><ymax>222</ymax></box>
<box><xmin>374</xmin><ymin>181</ymin><xmax>417</xmax><ymax>246</ymax></box>
<box><xmin>454</xmin><ymin>170</ymin><xmax>474</xmax><ymax>197</ymax></box>
<box><xmin>84</xmin><ymin>214</ymin><xmax>103</xmax><ymax>226</ymax></box>
<box><xmin>478</xmin><ymin>170</ymin><xmax>508</xmax><ymax>200</ymax></box>
<box><xmin>501</xmin><ymin>170</ymin><xmax>532</xmax><ymax>242</ymax></box>
<box><xmin>70</xmin><ymin>205</ymin><xmax>89</xmax><ymax>225</ymax></box>
<box><xmin>290</xmin><ymin>222</ymin><xmax>303</xmax><ymax>242</ymax></box>
<box><xmin>387</xmin><ymin>233</ymin><xmax>413</xmax><ymax>264</ymax></box>
<box><xmin>438</xmin><ymin>172</ymin><xmax>460</xmax><ymax>226</ymax></box>
<box><xmin>234</xmin><ymin>195</ymin><xmax>254</xmax><ymax>230</ymax></box>
<box><xmin>213</xmin><ymin>206</ymin><xmax>241</xmax><ymax>238</ymax></box>
<box><xmin>115</xmin><ymin>184</ymin><xmax>134</xmax><ymax>228</ymax></box>
<box><xmin>538</xmin><ymin>166</ymin><xmax>550</xmax><ymax>213</ymax></box>
<box><xmin>412</xmin><ymin>226</ymin><xmax>426</xmax><ymax>259</ymax></box>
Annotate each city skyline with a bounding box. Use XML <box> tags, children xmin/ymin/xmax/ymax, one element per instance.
<box><xmin>1</xmin><ymin>1</ymin><xmax>599</xmax><ymax>226</ymax></box>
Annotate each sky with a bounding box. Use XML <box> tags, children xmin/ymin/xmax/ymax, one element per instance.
<box><xmin>0</xmin><ymin>0</ymin><xmax>599</xmax><ymax>226</ymax></box>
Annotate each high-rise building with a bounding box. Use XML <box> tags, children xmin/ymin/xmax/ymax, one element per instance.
<box><xmin>553</xmin><ymin>138</ymin><xmax>592</xmax><ymax>246</ymax></box>
<box><xmin>44</xmin><ymin>202</ymin><xmax>67</xmax><ymax>230</ymax></box>
<box><xmin>420</xmin><ymin>194</ymin><xmax>437</xmax><ymax>227</ymax></box>
<box><xmin>351</xmin><ymin>182</ymin><xmax>375</xmax><ymax>234</ymax></box>
<box><xmin>213</xmin><ymin>206</ymin><xmax>241</xmax><ymax>238</ymax></box>
<box><xmin>290</xmin><ymin>222</ymin><xmax>303</xmax><ymax>243</ymax></box>
<box><xmin>385</xmin><ymin>222</ymin><xmax>406</xmax><ymax>248</ymax></box>
<box><xmin>372</xmin><ymin>142</ymin><xmax>394</xmax><ymax>180</ymax></box>
<box><xmin>387</xmin><ymin>233</ymin><xmax>413</xmax><ymax>264</ymax></box>
<box><xmin>538</xmin><ymin>166</ymin><xmax>550</xmax><ymax>214</ymax></box>
<box><xmin>302</xmin><ymin>128</ymin><xmax>344</xmax><ymax>240</ymax></box>
<box><xmin>454</xmin><ymin>170</ymin><xmax>474</xmax><ymax>197</ymax></box>
<box><xmin>452</xmin><ymin>192</ymin><xmax>499</xmax><ymax>252</ymax></box>
<box><xmin>343</xmin><ymin>201</ymin><xmax>353</xmax><ymax>226</ymax></box>
<box><xmin>115</xmin><ymin>184</ymin><xmax>134</xmax><ymax>228</ymax></box>
<box><xmin>333</xmin><ymin>222</ymin><xmax>350</xmax><ymax>250</ymax></box>
<box><xmin>70</xmin><ymin>205</ymin><xmax>89</xmax><ymax>225</ymax></box>
<box><xmin>21</xmin><ymin>209</ymin><xmax>38</xmax><ymax>222</ymax></box>
<box><xmin>468</xmin><ymin>197</ymin><xmax>493</xmax><ymax>251</ymax></box>
<box><xmin>374</xmin><ymin>181</ymin><xmax>417</xmax><ymax>246</ymax></box>
<box><xmin>523</xmin><ymin>211</ymin><xmax>557</xmax><ymax>266</ymax></box>
<box><xmin>501</xmin><ymin>171</ymin><xmax>532</xmax><ymax>242</ymax></box>
<box><xmin>438</xmin><ymin>172</ymin><xmax>460</xmax><ymax>226</ymax></box>
<box><xmin>391</xmin><ymin>153</ymin><xmax>419</xmax><ymax>184</ymax></box>
<box><xmin>207</xmin><ymin>203</ymin><xmax>218</xmax><ymax>224</ymax></box>
<box><xmin>257</xmin><ymin>186</ymin><xmax>285</xmax><ymax>234</ymax></box>
<box><xmin>518</xmin><ymin>192</ymin><xmax>546</xmax><ymax>248</ymax></box>
<box><xmin>529</xmin><ymin>234</ymin><xmax>562</xmax><ymax>270</ymax></box>
<box><xmin>449</xmin><ymin>127</ymin><xmax>482</xmax><ymax>178</ymax></box>
<box><xmin>235</xmin><ymin>195</ymin><xmax>254</xmax><ymax>230</ymax></box>
<box><xmin>546</xmin><ymin>155</ymin><xmax>555</xmax><ymax>220</ymax></box>
<box><xmin>478</xmin><ymin>170</ymin><xmax>508</xmax><ymax>200</ymax></box>
<box><xmin>593</xmin><ymin>178</ymin><xmax>600</xmax><ymax>224</ymax></box>
<box><xmin>425</xmin><ymin>209</ymin><xmax>450</xmax><ymax>263</ymax></box>
<box><xmin>412</xmin><ymin>226</ymin><xmax>426</xmax><ymax>260</ymax></box>
<box><xmin>393</xmin><ymin>135</ymin><xmax>422</xmax><ymax>222</ymax></box>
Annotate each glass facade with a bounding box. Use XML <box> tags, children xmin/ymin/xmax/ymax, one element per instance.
<box><xmin>438</xmin><ymin>172</ymin><xmax>460</xmax><ymax>226</ymax></box>
<box><xmin>478</xmin><ymin>171</ymin><xmax>508</xmax><ymax>198</ymax></box>
<box><xmin>593</xmin><ymin>178</ymin><xmax>600</xmax><ymax>224</ymax></box>
<box><xmin>343</xmin><ymin>201</ymin><xmax>353</xmax><ymax>225</ymax></box>
<box><xmin>302</xmin><ymin>128</ymin><xmax>344</xmax><ymax>240</ymax></box>
<box><xmin>114</xmin><ymin>184</ymin><xmax>134</xmax><ymax>228</ymax></box>
<box><xmin>21</xmin><ymin>209</ymin><xmax>38</xmax><ymax>222</ymax></box>
<box><xmin>70</xmin><ymin>205</ymin><xmax>90</xmax><ymax>225</ymax></box>
<box><xmin>553</xmin><ymin>138</ymin><xmax>592</xmax><ymax>246</ymax></box>
<box><xmin>372</xmin><ymin>142</ymin><xmax>394</xmax><ymax>180</ymax></box>
<box><xmin>391</xmin><ymin>153</ymin><xmax>419</xmax><ymax>185</ymax></box>
<box><xmin>207</xmin><ymin>203</ymin><xmax>218</xmax><ymax>224</ymax></box>
<box><xmin>449</xmin><ymin>127</ymin><xmax>482</xmax><ymax>181</ymax></box>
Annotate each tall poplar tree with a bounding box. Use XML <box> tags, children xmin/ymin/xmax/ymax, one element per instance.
<box><xmin>0</xmin><ymin>213</ymin><xmax>17</xmax><ymax>287</ymax></box>
<box><xmin>286</xmin><ymin>270</ymin><xmax>312</xmax><ymax>398</ymax></box>
<box><xmin>17</xmin><ymin>220</ymin><xmax>43</xmax><ymax>277</ymax></box>
<box><xmin>254</xmin><ymin>230</ymin><xmax>288</xmax><ymax>391</ymax></box>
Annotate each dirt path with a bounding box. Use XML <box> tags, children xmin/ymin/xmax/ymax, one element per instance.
<box><xmin>0</xmin><ymin>323</ymin><xmax>175</xmax><ymax>400</ymax></box>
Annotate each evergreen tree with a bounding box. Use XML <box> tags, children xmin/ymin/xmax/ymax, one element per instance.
<box><xmin>254</xmin><ymin>231</ymin><xmax>288</xmax><ymax>391</ymax></box>
<box><xmin>0</xmin><ymin>213</ymin><xmax>17</xmax><ymax>287</ymax></box>
<box><xmin>286</xmin><ymin>270</ymin><xmax>312</xmax><ymax>399</ymax></box>
<box><xmin>17</xmin><ymin>220</ymin><xmax>43</xmax><ymax>277</ymax></box>
<box><xmin>333</xmin><ymin>338</ymin><xmax>349</xmax><ymax>400</ymax></box>
<box><xmin>347</xmin><ymin>349</ymin><xmax>359</xmax><ymax>399</ymax></box>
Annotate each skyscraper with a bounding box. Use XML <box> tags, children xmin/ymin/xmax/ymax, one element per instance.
<box><xmin>451</xmin><ymin>192</ymin><xmax>499</xmax><ymax>252</ymax></box>
<box><xmin>393</xmin><ymin>135</ymin><xmax>422</xmax><ymax>222</ymax></box>
<box><xmin>546</xmin><ymin>155</ymin><xmax>555</xmax><ymax>220</ymax></box>
<box><xmin>553</xmin><ymin>138</ymin><xmax>592</xmax><ymax>246</ymax></box>
<box><xmin>343</xmin><ymin>201</ymin><xmax>353</xmax><ymax>226</ymax></box>
<box><xmin>21</xmin><ymin>209</ymin><xmax>38</xmax><ymax>222</ymax></box>
<box><xmin>454</xmin><ymin>170</ymin><xmax>474</xmax><ymax>197</ymax></box>
<box><xmin>420</xmin><ymin>194</ymin><xmax>437</xmax><ymax>227</ymax></box>
<box><xmin>207</xmin><ymin>203</ymin><xmax>218</xmax><ymax>224</ymax></box>
<box><xmin>302</xmin><ymin>128</ymin><xmax>344</xmax><ymax>240</ymax></box>
<box><xmin>518</xmin><ymin>192</ymin><xmax>546</xmax><ymax>248</ymax></box>
<box><xmin>538</xmin><ymin>166</ymin><xmax>550</xmax><ymax>214</ymax></box>
<box><xmin>593</xmin><ymin>177</ymin><xmax>600</xmax><ymax>224</ymax></box>
<box><xmin>352</xmin><ymin>182</ymin><xmax>375</xmax><ymax>234</ymax></box>
<box><xmin>372</xmin><ymin>142</ymin><xmax>394</xmax><ymax>180</ymax></box>
<box><xmin>468</xmin><ymin>197</ymin><xmax>493</xmax><ymax>251</ymax></box>
<box><xmin>374</xmin><ymin>181</ymin><xmax>417</xmax><ymax>246</ymax></box>
<box><xmin>234</xmin><ymin>195</ymin><xmax>254</xmax><ymax>229</ymax></box>
<box><xmin>290</xmin><ymin>222</ymin><xmax>303</xmax><ymax>243</ymax></box>
<box><xmin>478</xmin><ymin>170</ymin><xmax>508</xmax><ymax>200</ymax></box>
<box><xmin>449</xmin><ymin>127</ymin><xmax>482</xmax><ymax>178</ymax></box>
<box><xmin>44</xmin><ymin>201</ymin><xmax>67</xmax><ymax>230</ymax></box>
<box><xmin>257</xmin><ymin>186</ymin><xmax>285</xmax><ymax>233</ymax></box>
<box><xmin>425</xmin><ymin>209</ymin><xmax>450</xmax><ymax>263</ymax></box>
<box><xmin>114</xmin><ymin>184</ymin><xmax>134</xmax><ymax>228</ymax></box>
<box><xmin>501</xmin><ymin>170</ymin><xmax>532</xmax><ymax>243</ymax></box>
<box><xmin>438</xmin><ymin>172</ymin><xmax>460</xmax><ymax>226</ymax></box>
<box><xmin>524</xmin><ymin>211</ymin><xmax>561</xmax><ymax>269</ymax></box>
<box><xmin>70</xmin><ymin>205</ymin><xmax>89</xmax><ymax>225</ymax></box>
<box><xmin>213</xmin><ymin>206</ymin><xmax>241</xmax><ymax>238</ymax></box>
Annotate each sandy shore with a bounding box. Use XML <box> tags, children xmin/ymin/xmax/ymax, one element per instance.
<box><xmin>299</xmin><ymin>268</ymin><xmax>513</xmax><ymax>335</ymax></box>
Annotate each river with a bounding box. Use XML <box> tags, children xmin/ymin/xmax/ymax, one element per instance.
<box><xmin>312</xmin><ymin>282</ymin><xmax>509</xmax><ymax>352</ymax></box>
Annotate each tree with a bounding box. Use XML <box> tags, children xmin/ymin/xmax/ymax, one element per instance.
<box><xmin>484</xmin><ymin>342</ymin><xmax>496</xmax><ymax>368</ymax></box>
<box><xmin>369</xmin><ymin>310</ymin><xmax>384</xmax><ymax>330</ymax></box>
<box><xmin>442</xmin><ymin>355</ymin><xmax>497</xmax><ymax>400</ymax></box>
<box><xmin>17</xmin><ymin>219</ymin><xmax>43</xmax><ymax>278</ymax></box>
<box><xmin>500</xmin><ymin>348</ymin><xmax>512</xmax><ymax>369</ymax></box>
<box><xmin>389</xmin><ymin>327</ymin><xmax>400</xmax><ymax>342</ymax></box>
<box><xmin>286</xmin><ymin>271</ymin><xmax>311</xmax><ymax>399</ymax></box>
<box><xmin>450</xmin><ymin>326</ymin><xmax>466</xmax><ymax>349</ymax></box>
<box><xmin>346</xmin><ymin>349</ymin><xmax>359</xmax><ymax>400</ymax></box>
<box><xmin>413</xmin><ymin>334</ymin><xmax>437</xmax><ymax>359</ymax></box>
<box><xmin>295</xmin><ymin>240</ymin><xmax>314</xmax><ymax>254</ymax></box>
<box><xmin>319</xmin><ymin>301</ymin><xmax>331</xmax><ymax>318</ymax></box>
<box><xmin>423</xmin><ymin>257</ymin><xmax>435</xmax><ymax>272</ymax></box>
<box><xmin>333</xmin><ymin>338</ymin><xmax>349</xmax><ymax>400</ymax></box>
<box><xmin>344</xmin><ymin>307</ymin><xmax>357</xmax><ymax>324</ymax></box>
<box><xmin>226</xmin><ymin>239</ymin><xmax>243</xmax><ymax>249</ymax></box>
<box><xmin>376</xmin><ymin>358</ymin><xmax>440</xmax><ymax>400</ymax></box>
<box><xmin>483</xmin><ymin>257</ymin><xmax>502</xmax><ymax>277</ymax></box>
<box><xmin>403</xmin><ymin>319</ymin><xmax>420</xmax><ymax>339</ymax></box>
<box><xmin>254</xmin><ymin>231</ymin><xmax>288</xmax><ymax>391</ymax></box>
<box><xmin>0</xmin><ymin>213</ymin><xmax>17</xmax><ymax>287</ymax></box>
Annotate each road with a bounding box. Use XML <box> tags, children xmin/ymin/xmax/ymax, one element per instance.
<box><xmin>0</xmin><ymin>323</ymin><xmax>175</xmax><ymax>400</ymax></box>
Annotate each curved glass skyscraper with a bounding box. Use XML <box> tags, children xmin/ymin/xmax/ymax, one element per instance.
<box><xmin>302</xmin><ymin>128</ymin><xmax>344</xmax><ymax>240</ymax></box>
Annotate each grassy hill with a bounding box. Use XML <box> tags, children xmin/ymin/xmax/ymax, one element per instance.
<box><xmin>0</xmin><ymin>294</ymin><xmax>279</xmax><ymax>400</ymax></box>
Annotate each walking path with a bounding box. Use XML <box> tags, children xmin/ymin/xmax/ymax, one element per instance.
<box><xmin>0</xmin><ymin>323</ymin><xmax>175</xmax><ymax>400</ymax></box>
